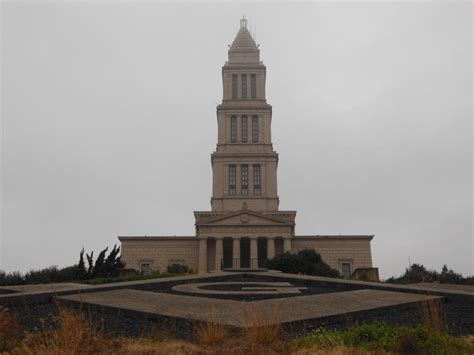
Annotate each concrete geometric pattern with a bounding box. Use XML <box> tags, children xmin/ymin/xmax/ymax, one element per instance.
<box><xmin>59</xmin><ymin>288</ymin><xmax>441</xmax><ymax>327</ymax></box>
<box><xmin>57</xmin><ymin>273</ymin><xmax>444</xmax><ymax>328</ymax></box>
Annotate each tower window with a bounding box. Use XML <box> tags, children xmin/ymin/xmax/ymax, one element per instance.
<box><xmin>230</xmin><ymin>115</ymin><xmax>237</xmax><ymax>143</ymax></box>
<box><xmin>252</xmin><ymin>115</ymin><xmax>259</xmax><ymax>143</ymax></box>
<box><xmin>241</xmin><ymin>115</ymin><xmax>248</xmax><ymax>143</ymax></box>
<box><xmin>232</xmin><ymin>74</ymin><xmax>238</xmax><ymax>99</ymax></box>
<box><xmin>253</xmin><ymin>164</ymin><xmax>261</xmax><ymax>196</ymax></box>
<box><xmin>229</xmin><ymin>165</ymin><xmax>236</xmax><ymax>196</ymax></box>
<box><xmin>251</xmin><ymin>74</ymin><xmax>257</xmax><ymax>99</ymax></box>
<box><xmin>241</xmin><ymin>74</ymin><xmax>247</xmax><ymax>99</ymax></box>
<box><xmin>241</xmin><ymin>164</ymin><xmax>248</xmax><ymax>196</ymax></box>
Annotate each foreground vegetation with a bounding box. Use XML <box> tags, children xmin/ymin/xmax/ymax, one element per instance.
<box><xmin>1</xmin><ymin>300</ymin><xmax>472</xmax><ymax>354</ymax></box>
<box><xmin>0</xmin><ymin>245</ymin><xmax>125</xmax><ymax>286</ymax></box>
<box><xmin>386</xmin><ymin>263</ymin><xmax>474</xmax><ymax>285</ymax></box>
<box><xmin>265</xmin><ymin>249</ymin><xmax>340</xmax><ymax>278</ymax></box>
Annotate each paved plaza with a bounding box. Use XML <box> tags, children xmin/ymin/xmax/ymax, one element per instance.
<box><xmin>59</xmin><ymin>286</ymin><xmax>441</xmax><ymax>327</ymax></box>
<box><xmin>1</xmin><ymin>272</ymin><xmax>473</xmax><ymax>336</ymax></box>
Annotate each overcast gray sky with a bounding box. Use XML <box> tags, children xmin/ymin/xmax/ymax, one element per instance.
<box><xmin>1</xmin><ymin>1</ymin><xmax>472</xmax><ymax>279</ymax></box>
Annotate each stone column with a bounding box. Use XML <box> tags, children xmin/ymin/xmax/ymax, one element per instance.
<box><xmin>250</xmin><ymin>237</ymin><xmax>258</xmax><ymax>268</ymax></box>
<box><xmin>215</xmin><ymin>237</ymin><xmax>223</xmax><ymax>272</ymax></box>
<box><xmin>232</xmin><ymin>237</ymin><xmax>240</xmax><ymax>268</ymax></box>
<box><xmin>198</xmin><ymin>238</ymin><xmax>207</xmax><ymax>274</ymax></box>
<box><xmin>267</xmin><ymin>237</ymin><xmax>275</xmax><ymax>260</ymax></box>
<box><xmin>283</xmin><ymin>237</ymin><xmax>292</xmax><ymax>253</ymax></box>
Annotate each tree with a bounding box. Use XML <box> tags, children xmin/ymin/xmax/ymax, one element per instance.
<box><xmin>77</xmin><ymin>248</ymin><xmax>87</xmax><ymax>280</ymax></box>
<box><xmin>265</xmin><ymin>249</ymin><xmax>340</xmax><ymax>278</ymax></box>
<box><xmin>86</xmin><ymin>251</ymin><xmax>94</xmax><ymax>276</ymax></box>
<box><xmin>92</xmin><ymin>247</ymin><xmax>108</xmax><ymax>278</ymax></box>
<box><xmin>103</xmin><ymin>245</ymin><xmax>124</xmax><ymax>277</ymax></box>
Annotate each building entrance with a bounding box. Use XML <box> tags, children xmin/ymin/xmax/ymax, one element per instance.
<box><xmin>258</xmin><ymin>237</ymin><xmax>268</xmax><ymax>268</ymax></box>
<box><xmin>223</xmin><ymin>238</ymin><xmax>233</xmax><ymax>269</ymax></box>
<box><xmin>240</xmin><ymin>238</ymin><xmax>250</xmax><ymax>268</ymax></box>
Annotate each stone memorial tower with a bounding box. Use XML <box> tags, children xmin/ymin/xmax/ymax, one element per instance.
<box><xmin>194</xmin><ymin>17</ymin><xmax>298</xmax><ymax>272</ymax></box>
<box><xmin>119</xmin><ymin>18</ymin><xmax>374</xmax><ymax>277</ymax></box>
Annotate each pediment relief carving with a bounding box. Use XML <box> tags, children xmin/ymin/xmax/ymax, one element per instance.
<box><xmin>197</xmin><ymin>211</ymin><xmax>293</xmax><ymax>226</ymax></box>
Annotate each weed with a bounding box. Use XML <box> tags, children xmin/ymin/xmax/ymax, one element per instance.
<box><xmin>0</xmin><ymin>306</ymin><xmax>22</xmax><ymax>352</ymax></box>
<box><xmin>195</xmin><ymin>321</ymin><xmax>230</xmax><ymax>346</ymax></box>
<box><xmin>23</xmin><ymin>301</ymin><xmax>121</xmax><ymax>354</ymax></box>
<box><xmin>419</xmin><ymin>298</ymin><xmax>445</xmax><ymax>333</ymax></box>
<box><xmin>243</xmin><ymin>306</ymin><xmax>282</xmax><ymax>347</ymax></box>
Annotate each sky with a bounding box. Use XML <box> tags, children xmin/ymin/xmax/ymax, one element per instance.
<box><xmin>1</xmin><ymin>1</ymin><xmax>472</xmax><ymax>279</ymax></box>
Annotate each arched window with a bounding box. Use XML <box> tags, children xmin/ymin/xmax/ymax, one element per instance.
<box><xmin>230</xmin><ymin>115</ymin><xmax>237</xmax><ymax>143</ymax></box>
<box><xmin>241</xmin><ymin>115</ymin><xmax>248</xmax><ymax>143</ymax></box>
<box><xmin>241</xmin><ymin>74</ymin><xmax>247</xmax><ymax>99</ymax></box>
<box><xmin>232</xmin><ymin>74</ymin><xmax>238</xmax><ymax>99</ymax></box>
<box><xmin>252</xmin><ymin>115</ymin><xmax>259</xmax><ymax>143</ymax></box>
<box><xmin>251</xmin><ymin>74</ymin><xmax>257</xmax><ymax>99</ymax></box>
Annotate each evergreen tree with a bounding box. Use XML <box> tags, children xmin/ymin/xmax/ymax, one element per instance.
<box><xmin>77</xmin><ymin>248</ymin><xmax>87</xmax><ymax>280</ymax></box>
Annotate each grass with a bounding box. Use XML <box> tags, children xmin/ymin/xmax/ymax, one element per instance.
<box><xmin>195</xmin><ymin>321</ymin><xmax>230</xmax><ymax>346</ymax></box>
<box><xmin>0</xmin><ymin>306</ymin><xmax>22</xmax><ymax>353</ymax></box>
<box><xmin>418</xmin><ymin>298</ymin><xmax>445</xmax><ymax>334</ymax></box>
<box><xmin>243</xmin><ymin>306</ymin><xmax>282</xmax><ymax>347</ymax></box>
<box><xmin>292</xmin><ymin>323</ymin><xmax>472</xmax><ymax>354</ymax></box>
<box><xmin>1</xmin><ymin>301</ymin><xmax>473</xmax><ymax>354</ymax></box>
<box><xmin>22</xmin><ymin>301</ymin><xmax>120</xmax><ymax>354</ymax></box>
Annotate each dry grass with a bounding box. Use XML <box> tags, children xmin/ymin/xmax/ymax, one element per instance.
<box><xmin>292</xmin><ymin>345</ymin><xmax>369</xmax><ymax>354</ymax></box>
<box><xmin>462</xmin><ymin>335</ymin><xmax>474</xmax><ymax>349</ymax></box>
<box><xmin>243</xmin><ymin>306</ymin><xmax>282</xmax><ymax>347</ymax></box>
<box><xmin>195</xmin><ymin>321</ymin><xmax>230</xmax><ymax>346</ymax></box>
<box><xmin>0</xmin><ymin>306</ymin><xmax>22</xmax><ymax>352</ymax></box>
<box><xmin>418</xmin><ymin>298</ymin><xmax>445</xmax><ymax>333</ymax></box>
<box><xmin>23</xmin><ymin>301</ymin><xmax>120</xmax><ymax>354</ymax></box>
<box><xmin>118</xmin><ymin>338</ymin><xmax>201</xmax><ymax>354</ymax></box>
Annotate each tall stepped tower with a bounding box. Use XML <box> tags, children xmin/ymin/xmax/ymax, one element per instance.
<box><xmin>211</xmin><ymin>17</ymin><xmax>279</xmax><ymax>212</ymax></box>
<box><xmin>194</xmin><ymin>18</ymin><xmax>297</xmax><ymax>272</ymax></box>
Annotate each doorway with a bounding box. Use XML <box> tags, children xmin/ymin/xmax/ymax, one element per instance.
<box><xmin>240</xmin><ymin>238</ymin><xmax>250</xmax><ymax>268</ymax></box>
<box><xmin>258</xmin><ymin>237</ymin><xmax>268</xmax><ymax>268</ymax></box>
<box><xmin>223</xmin><ymin>238</ymin><xmax>233</xmax><ymax>269</ymax></box>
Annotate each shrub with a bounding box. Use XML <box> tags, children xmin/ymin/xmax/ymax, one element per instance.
<box><xmin>387</xmin><ymin>263</ymin><xmax>474</xmax><ymax>285</ymax></box>
<box><xmin>0</xmin><ymin>245</ymin><xmax>125</xmax><ymax>286</ymax></box>
<box><xmin>265</xmin><ymin>249</ymin><xmax>340</xmax><ymax>278</ymax></box>
<box><xmin>167</xmin><ymin>264</ymin><xmax>189</xmax><ymax>274</ymax></box>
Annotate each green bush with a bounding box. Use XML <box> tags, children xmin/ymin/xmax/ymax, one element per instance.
<box><xmin>0</xmin><ymin>245</ymin><xmax>125</xmax><ymax>286</ymax></box>
<box><xmin>387</xmin><ymin>263</ymin><xmax>474</xmax><ymax>285</ymax></box>
<box><xmin>265</xmin><ymin>249</ymin><xmax>340</xmax><ymax>278</ymax></box>
<box><xmin>294</xmin><ymin>323</ymin><xmax>472</xmax><ymax>354</ymax></box>
<box><xmin>167</xmin><ymin>264</ymin><xmax>189</xmax><ymax>274</ymax></box>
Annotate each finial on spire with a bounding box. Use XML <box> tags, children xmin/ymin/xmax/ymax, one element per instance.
<box><xmin>240</xmin><ymin>16</ymin><xmax>247</xmax><ymax>29</ymax></box>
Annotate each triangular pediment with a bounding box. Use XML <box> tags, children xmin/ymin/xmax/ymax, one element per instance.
<box><xmin>197</xmin><ymin>211</ymin><xmax>292</xmax><ymax>226</ymax></box>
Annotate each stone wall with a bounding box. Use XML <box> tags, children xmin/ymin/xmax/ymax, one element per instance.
<box><xmin>291</xmin><ymin>237</ymin><xmax>373</xmax><ymax>273</ymax></box>
<box><xmin>120</xmin><ymin>238</ymin><xmax>199</xmax><ymax>272</ymax></box>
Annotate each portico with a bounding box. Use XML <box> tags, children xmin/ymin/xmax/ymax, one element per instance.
<box><xmin>197</xmin><ymin>235</ymin><xmax>291</xmax><ymax>272</ymax></box>
<box><xmin>195</xmin><ymin>209</ymin><xmax>296</xmax><ymax>273</ymax></box>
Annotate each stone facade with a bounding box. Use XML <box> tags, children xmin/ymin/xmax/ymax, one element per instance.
<box><xmin>119</xmin><ymin>237</ymin><xmax>199</xmax><ymax>272</ymax></box>
<box><xmin>119</xmin><ymin>18</ymin><xmax>375</xmax><ymax>277</ymax></box>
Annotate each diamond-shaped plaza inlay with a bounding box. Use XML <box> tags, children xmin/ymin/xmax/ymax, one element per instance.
<box><xmin>57</xmin><ymin>272</ymin><xmax>443</xmax><ymax>328</ymax></box>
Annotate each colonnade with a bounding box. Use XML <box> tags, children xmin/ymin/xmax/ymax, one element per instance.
<box><xmin>198</xmin><ymin>236</ymin><xmax>292</xmax><ymax>273</ymax></box>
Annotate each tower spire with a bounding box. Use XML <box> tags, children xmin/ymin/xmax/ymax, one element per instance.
<box><xmin>240</xmin><ymin>16</ymin><xmax>247</xmax><ymax>28</ymax></box>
